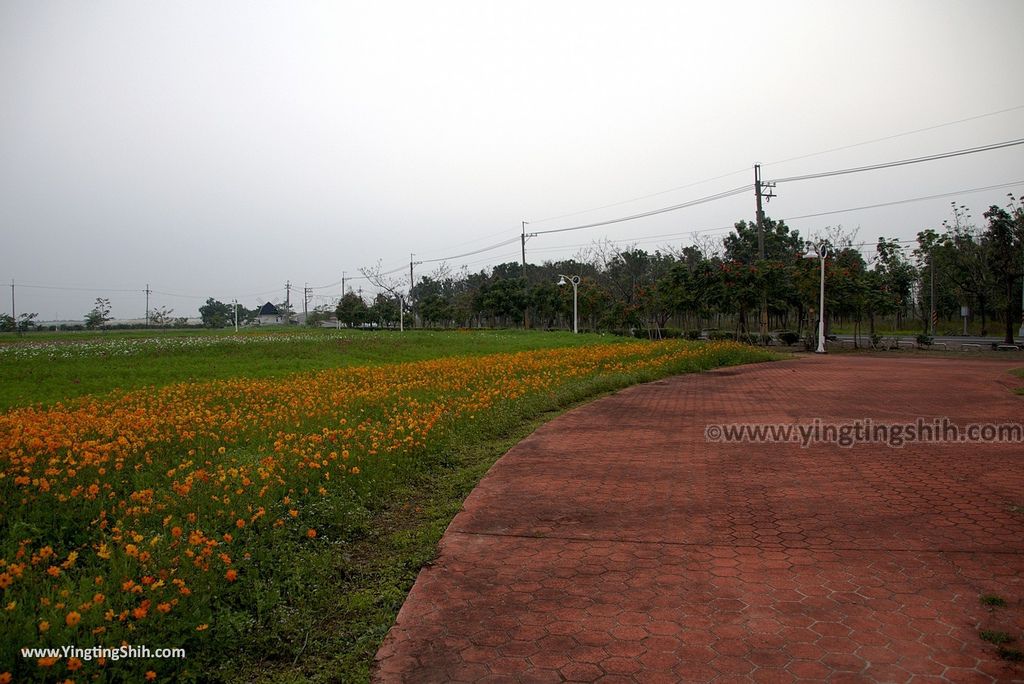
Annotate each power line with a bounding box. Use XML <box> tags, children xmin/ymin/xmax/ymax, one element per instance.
<box><xmin>769</xmin><ymin>138</ymin><xmax>1024</xmax><ymax>184</ymax></box>
<box><xmin>532</xmin><ymin>184</ymin><xmax>752</xmax><ymax>236</ymax></box>
<box><xmin>15</xmin><ymin>283</ymin><xmax>141</xmax><ymax>294</ymax></box>
<box><xmin>528</xmin><ymin>104</ymin><xmax>1024</xmax><ymax>225</ymax></box>
<box><xmin>529</xmin><ymin>168</ymin><xmax>751</xmax><ymax>225</ymax></box>
<box><xmin>763</xmin><ymin>103</ymin><xmax>1024</xmax><ymax>169</ymax></box>
<box><xmin>419</xmin><ymin>237</ymin><xmax>521</xmax><ymax>265</ymax></box>
<box><xmin>780</xmin><ymin>180</ymin><xmax>1024</xmax><ymax>222</ymax></box>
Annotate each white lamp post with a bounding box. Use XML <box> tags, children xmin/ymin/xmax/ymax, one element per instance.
<box><xmin>803</xmin><ymin>244</ymin><xmax>828</xmax><ymax>354</ymax></box>
<box><xmin>557</xmin><ymin>274</ymin><xmax>580</xmax><ymax>334</ymax></box>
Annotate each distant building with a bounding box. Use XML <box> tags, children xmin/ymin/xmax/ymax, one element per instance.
<box><xmin>256</xmin><ymin>302</ymin><xmax>284</xmax><ymax>325</ymax></box>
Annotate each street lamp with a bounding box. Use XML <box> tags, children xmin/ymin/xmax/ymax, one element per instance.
<box><xmin>557</xmin><ymin>274</ymin><xmax>580</xmax><ymax>334</ymax></box>
<box><xmin>803</xmin><ymin>244</ymin><xmax>828</xmax><ymax>354</ymax></box>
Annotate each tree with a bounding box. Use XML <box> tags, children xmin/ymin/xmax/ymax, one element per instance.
<box><xmin>85</xmin><ymin>298</ymin><xmax>112</xmax><ymax>329</ymax></box>
<box><xmin>305</xmin><ymin>305</ymin><xmax>334</xmax><ymax>327</ymax></box>
<box><xmin>199</xmin><ymin>298</ymin><xmax>233</xmax><ymax>328</ymax></box>
<box><xmin>360</xmin><ymin>261</ymin><xmax>407</xmax><ymax>330</ymax></box>
<box><xmin>149</xmin><ymin>306</ymin><xmax>175</xmax><ymax>327</ymax></box>
<box><xmin>369</xmin><ymin>293</ymin><xmax>399</xmax><ymax>328</ymax></box>
<box><xmin>336</xmin><ymin>292</ymin><xmax>369</xmax><ymax>328</ymax></box>
<box><xmin>0</xmin><ymin>314</ymin><xmax>14</xmax><ymax>332</ymax></box>
<box><xmin>17</xmin><ymin>312</ymin><xmax>38</xmax><ymax>333</ymax></box>
<box><xmin>982</xmin><ymin>200</ymin><xmax>1024</xmax><ymax>344</ymax></box>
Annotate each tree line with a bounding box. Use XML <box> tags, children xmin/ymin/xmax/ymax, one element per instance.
<box><xmin>5</xmin><ymin>198</ymin><xmax>1019</xmax><ymax>344</ymax></box>
<box><xmin>327</xmin><ymin>198</ymin><xmax>1023</xmax><ymax>345</ymax></box>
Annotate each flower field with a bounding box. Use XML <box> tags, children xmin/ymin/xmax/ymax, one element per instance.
<box><xmin>0</xmin><ymin>338</ymin><xmax>771</xmax><ymax>682</ymax></box>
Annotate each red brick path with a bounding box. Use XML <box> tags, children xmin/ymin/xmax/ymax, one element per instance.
<box><xmin>375</xmin><ymin>356</ymin><xmax>1024</xmax><ymax>683</ymax></box>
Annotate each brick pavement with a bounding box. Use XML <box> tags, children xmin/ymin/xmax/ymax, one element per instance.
<box><xmin>374</xmin><ymin>356</ymin><xmax>1024</xmax><ymax>682</ymax></box>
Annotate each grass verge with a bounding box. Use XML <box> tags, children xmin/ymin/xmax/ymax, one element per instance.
<box><xmin>0</xmin><ymin>329</ymin><xmax>616</xmax><ymax>410</ymax></box>
<box><xmin>1</xmin><ymin>338</ymin><xmax>776</xmax><ymax>682</ymax></box>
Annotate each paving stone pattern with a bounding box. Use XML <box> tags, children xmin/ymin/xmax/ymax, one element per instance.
<box><xmin>375</xmin><ymin>356</ymin><xmax>1024</xmax><ymax>683</ymax></box>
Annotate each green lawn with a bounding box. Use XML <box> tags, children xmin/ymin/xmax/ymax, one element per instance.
<box><xmin>0</xmin><ymin>331</ymin><xmax>777</xmax><ymax>682</ymax></box>
<box><xmin>0</xmin><ymin>328</ymin><xmax>615</xmax><ymax>409</ymax></box>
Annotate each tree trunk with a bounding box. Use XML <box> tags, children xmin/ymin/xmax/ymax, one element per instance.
<box><xmin>1006</xmin><ymin>280</ymin><xmax>1016</xmax><ymax>344</ymax></box>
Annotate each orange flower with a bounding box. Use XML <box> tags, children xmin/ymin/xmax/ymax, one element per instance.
<box><xmin>196</xmin><ymin>623</ymin><xmax>209</xmax><ymax>631</ymax></box>
<box><xmin>67</xmin><ymin>657</ymin><xmax>83</xmax><ymax>671</ymax></box>
<box><xmin>38</xmin><ymin>620</ymin><xmax>49</xmax><ymax>633</ymax></box>
<box><xmin>145</xmin><ymin>671</ymin><xmax>157</xmax><ymax>681</ymax></box>
<box><xmin>0</xmin><ymin>672</ymin><xmax>11</xmax><ymax>684</ymax></box>
<box><xmin>235</xmin><ymin>519</ymin><xmax>245</xmax><ymax>529</ymax></box>
<box><xmin>37</xmin><ymin>657</ymin><xmax>58</xmax><ymax>668</ymax></box>
<box><xmin>225</xmin><ymin>569</ymin><xmax>238</xmax><ymax>582</ymax></box>
<box><xmin>171</xmin><ymin>526</ymin><xmax>183</xmax><ymax>538</ymax></box>
<box><xmin>65</xmin><ymin>611</ymin><xmax>81</xmax><ymax>627</ymax></box>
<box><xmin>0</xmin><ymin>573</ymin><xmax>12</xmax><ymax>589</ymax></box>
<box><xmin>157</xmin><ymin>602</ymin><xmax>172</xmax><ymax>614</ymax></box>
<box><xmin>306</xmin><ymin>528</ymin><xmax>317</xmax><ymax>539</ymax></box>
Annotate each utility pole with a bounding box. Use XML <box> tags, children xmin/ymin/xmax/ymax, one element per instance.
<box><xmin>145</xmin><ymin>284</ymin><xmax>151</xmax><ymax>328</ymax></box>
<box><xmin>521</xmin><ymin>221</ymin><xmax>528</xmax><ymax>276</ymax></box>
<box><xmin>10</xmin><ymin>279</ymin><xmax>15</xmax><ymax>325</ymax></box>
<box><xmin>340</xmin><ymin>272</ymin><xmax>346</xmax><ymax>330</ymax></box>
<box><xmin>929</xmin><ymin>250</ymin><xmax>936</xmax><ymax>336</ymax></box>
<box><xmin>233</xmin><ymin>298</ymin><xmax>238</xmax><ymax>333</ymax></box>
<box><xmin>285</xmin><ymin>281</ymin><xmax>291</xmax><ymax>308</ymax></box>
<box><xmin>521</xmin><ymin>221</ymin><xmax>529</xmax><ymax>329</ymax></box>
<box><xmin>409</xmin><ymin>253</ymin><xmax>422</xmax><ymax>328</ymax></box>
<box><xmin>754</xmin><ymin>164</ymin><xmax>776</xmax><ymax>342</ymax></box>
<box><xmin>303</xmin><ymin>283</ymin><xmax>311</xmax><ymax>323</ymax></box>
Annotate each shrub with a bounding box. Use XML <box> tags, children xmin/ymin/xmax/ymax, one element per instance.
<box><xmin>778</xmin><ymin>331</ymin><xmax>800</xmax><ymax>346</ymax></box>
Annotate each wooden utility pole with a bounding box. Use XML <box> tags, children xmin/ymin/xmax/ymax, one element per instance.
<box><xmin>521</xmin><ymin>221</ymin><xmax>529</xmax><ymax>329</ymax></box>
<box><xmin>754</xmin><ymin>164</ymin><xmax>775</xmax><ymax>342</ymax></box>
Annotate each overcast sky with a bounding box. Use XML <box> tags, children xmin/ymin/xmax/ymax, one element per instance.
<box><xmin>2</xmin><ymin>0</ymin><xmax>1023</xmax><ymax>321</ymax></box>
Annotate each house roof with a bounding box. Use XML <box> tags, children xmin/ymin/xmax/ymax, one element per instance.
<box><xmin>258</xmin><ymin>302</ymin><xmax>281</xmax><ymax>316</ymax></box>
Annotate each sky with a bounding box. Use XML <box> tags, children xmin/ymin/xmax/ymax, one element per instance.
<box><xmin>2</xmin><ymin>0</ymin><xmax>1023</xmax><ymax>321</ymax></box>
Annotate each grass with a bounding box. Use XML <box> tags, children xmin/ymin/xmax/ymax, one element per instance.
<box><xmin>0</xmin><ymin>331</ymin><xmax>777</xmax><ymax>682</ymax></box>
<box><xmin>980</xmin><ymin>630</ymin><xmax>1015</xmax><ymax>645</ymax></box>
<box><xmin>998</xmin><ymin>646</ymin><xmax>1024</xmax><ymax>662</ymax></box>
<box><xmin>221</xmin><ymin>395</ymin><xmax>586</xmax><ymax>683</ymax></box>
<box><xmin>0</xmin><ymin>328</ymin><xmax>614</xmax><ymax>410</ymax></box>
<box><xmin>981</xmin><ymin>594</ymin><xmax>1008</xmax><ymax>608</ymax></box>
